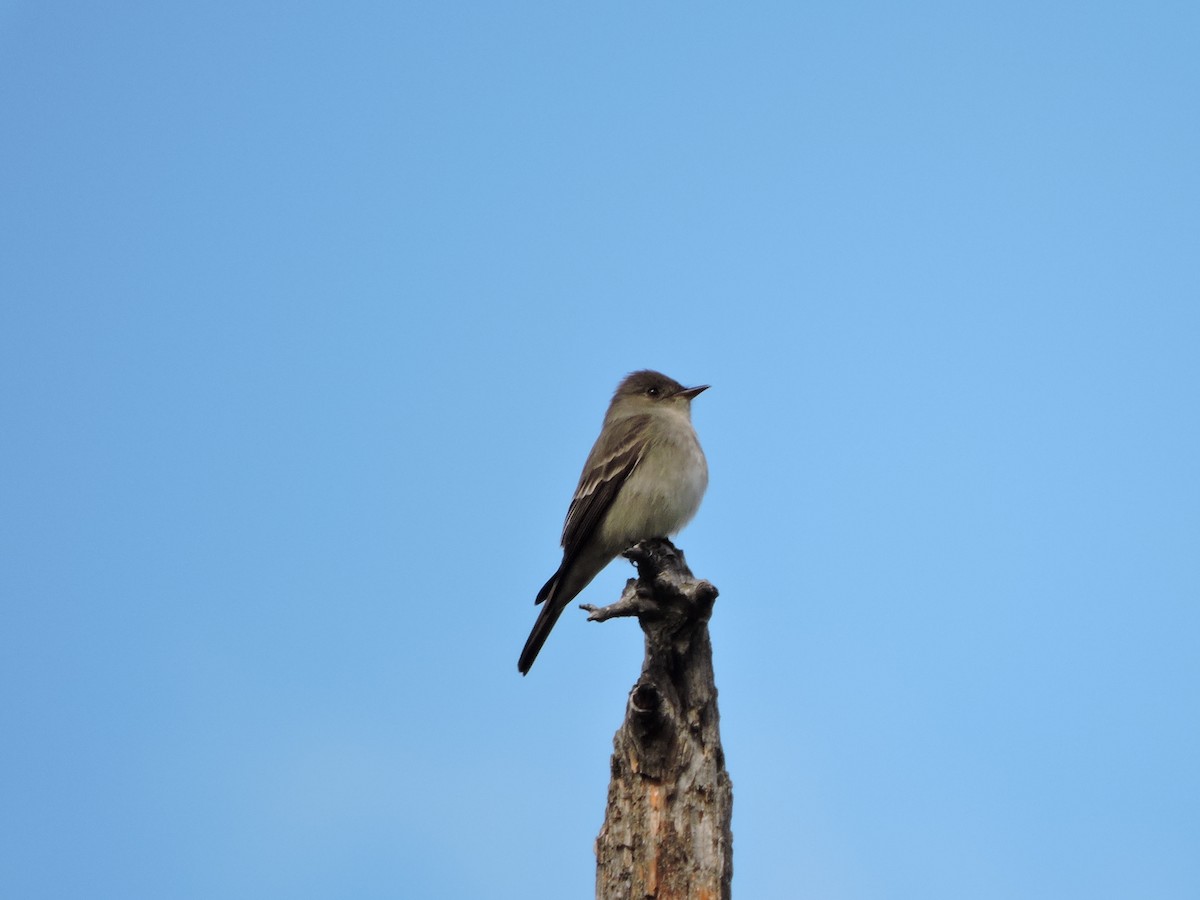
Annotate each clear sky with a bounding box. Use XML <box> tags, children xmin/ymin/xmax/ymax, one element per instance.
<box><xmin>2</xmin><ymin>3</ymin><xmax>1197</xmax><ymax>898</ymax></box>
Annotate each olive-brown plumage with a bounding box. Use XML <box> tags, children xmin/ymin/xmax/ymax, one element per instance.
<box><xmin>519</xmin><ymin>371</ymin><xmax>708</xmax><ymax>674</ymax></box>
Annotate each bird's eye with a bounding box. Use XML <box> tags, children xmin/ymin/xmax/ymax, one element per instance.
<box><xmin>646</xmin><ymin>387</ymin><xmax>660</xmax><ymax>397</ymax></box>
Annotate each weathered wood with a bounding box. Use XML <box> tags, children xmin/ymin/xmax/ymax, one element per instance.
<box><xmin>583</xmin><ymin>538</ymin><xmax>732</xmax><ymax>900</ymax></box>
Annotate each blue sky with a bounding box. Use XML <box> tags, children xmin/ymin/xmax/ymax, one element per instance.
<box><xmin>2</xmin><ymin>3</ymin><xmax>1197</xmax><ymax>898</ymax></box>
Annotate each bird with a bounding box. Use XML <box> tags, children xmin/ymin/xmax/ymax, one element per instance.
<box><xmin>518</xmin><ymin>370</ymin><xmax>708</xmax><ymax>674</ymax></box>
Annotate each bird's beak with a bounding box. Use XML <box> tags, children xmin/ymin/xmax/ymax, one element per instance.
<box><xmin>678</xmin><ymin>384</ymin><xmax>710</xmax><ymax>400</ymax></box>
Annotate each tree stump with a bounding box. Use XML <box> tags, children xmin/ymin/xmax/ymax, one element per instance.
<box><xmin>583</xmin><ymin>538</ymin><xmax>732</xmax><ymax>900</ymax></box>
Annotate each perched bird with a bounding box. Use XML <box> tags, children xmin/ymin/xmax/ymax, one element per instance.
<box><xmin>519</xmin><ymin>370</ymin><xmax>708</xmax><ymax>674</ymax></box>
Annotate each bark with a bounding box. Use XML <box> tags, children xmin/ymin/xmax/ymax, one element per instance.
<box><xmin>583</xmin><ymin>538</ymin><xmax>732</xmax><ymax>900</ymax></box>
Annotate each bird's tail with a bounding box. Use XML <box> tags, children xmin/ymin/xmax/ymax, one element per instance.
<box><xmin>518</xmin><ymin>570</ymin><xmax>564</xmax><ymax>675</ymax></box>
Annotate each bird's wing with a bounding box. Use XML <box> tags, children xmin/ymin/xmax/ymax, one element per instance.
<box><xmin>559</xmin><ymin>413</ymin><xmax>650</xmax><ymax>555</ymax></box>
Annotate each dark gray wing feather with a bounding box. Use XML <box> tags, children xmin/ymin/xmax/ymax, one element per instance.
<box><xmin>559</xmin><ymin>414</ymin><xmax>649</xmax><ymax>556</ymax></box>
<box><xmin>520</xmin><ymin>415</ymin><xmax>651</xmax><ymax>671</ymax></box>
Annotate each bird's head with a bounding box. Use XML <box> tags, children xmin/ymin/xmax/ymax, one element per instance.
<box><xmin>610</xmin><ymin>370</ymin><xmax>709</xmax><ymax>415</ymax></box>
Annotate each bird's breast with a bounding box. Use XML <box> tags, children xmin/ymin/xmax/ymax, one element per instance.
<box><xmin>601</xmin><ymin>427</ymin><xmax>707</xmax><ymax>545</ymax></box>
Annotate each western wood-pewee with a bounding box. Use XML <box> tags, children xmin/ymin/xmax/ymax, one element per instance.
<box><xmin>518</xmin><ymin>370</ymin><xmax>708</xmax><ymax>674</ymax></box>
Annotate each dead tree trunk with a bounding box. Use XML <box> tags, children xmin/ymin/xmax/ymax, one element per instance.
<box><xmin>582</xmin><ymin>538</ymin><xmax>732</xmax><ymax>900</ymax></box>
